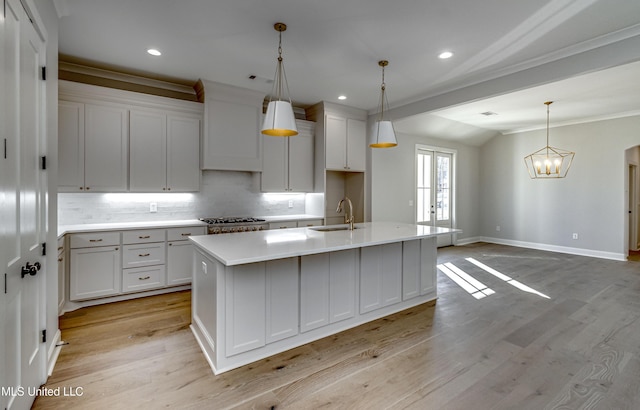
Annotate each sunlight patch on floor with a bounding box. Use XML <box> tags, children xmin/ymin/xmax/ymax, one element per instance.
<box><xmin>466</xmin><ymin>257</ymin><xmax>551</xmax><ymax>299</ymax></box>
<box><xmin>437</xmin><ymin>263</ymin><xmax>494</xmax><ymax>299</ymax></box>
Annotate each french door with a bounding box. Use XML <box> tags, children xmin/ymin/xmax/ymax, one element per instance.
<box><xmin>416</xmin><ymin>146</ymin><xmax>454</xmax><ymax>247</ymax></box>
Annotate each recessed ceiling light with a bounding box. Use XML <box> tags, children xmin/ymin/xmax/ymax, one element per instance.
<box><xmin>438</xmin><ymin>51</ymin><xmax>453</xmax><ymax>59</ymax></box>
<box><xmin>338</xmin><ymin>95</ymin><xmax>347</xmax><ymax>100</ymax></box>
<box><xmin>480</xmin><ymin>111</ymin><xmax>498</xmax><ymax>116</ymax></box>
<box><xmin>147</xmin><ymin>48</ymin><xmax>162</xmax><ymax>56</ymax></box>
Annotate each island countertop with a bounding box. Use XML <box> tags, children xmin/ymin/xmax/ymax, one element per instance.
<box><xmin>189</xmin><ymin>222</ymin><xmax>460</xmax><ymax>266</ymax></box>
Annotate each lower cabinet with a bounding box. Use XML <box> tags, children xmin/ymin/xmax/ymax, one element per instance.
<box><xmin>402</xmin><ymin>237</ymin><xmax>436</xmax><ymax>299</ymax></box>
<box><xmin>70</xmin><ymin>245</ymin><xmax>122</xmax><ymax>300</ymax></box>
<box><xmin>360</xmin><ymin>243</ymin><xmax>402</xmax><ymax>313</ymax></box>
<box><xmin>224</xmin><ymin>257</ymin><xmax>299</xmax><ymax>356</ymax></box>
<box><xmin>67</xmin><ymin>225</ymin><xmax>205</xmax><ymax>303</ymax></box>
<box><xmin>300</xmin><ymin>249</ymin><xmax>357</xmax><ymax>333</ymax></box>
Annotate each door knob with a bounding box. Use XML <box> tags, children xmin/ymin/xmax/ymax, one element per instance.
<box><xmin>21</xmin><ymin>262</ymin><xmax>38</xmax><ymax>278</ymax></box>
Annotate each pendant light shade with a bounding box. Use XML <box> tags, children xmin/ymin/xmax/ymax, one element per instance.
<box><xmin>261</xmin><ymin>22</ymin><xmax>298</xmax><ymax>137</ymax></box>
<box><xmin>369</xmin><ymin>60</ymin><xmax>397</xmax><ymax>148</ymax></box>
<box><xmin>524</xmin><ymin>101</ymin><xmax>575</xmax><ymax>179</ymax></box>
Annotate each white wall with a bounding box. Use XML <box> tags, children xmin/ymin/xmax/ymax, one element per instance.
<box><xmin>480</xmin><ymin>115</ymin><xmax>640</xmax><ymax>259</ymax></box>
<box><xmin>370</xmin><ymin>132</ymin><xmax>481</xmax><ymax>242</ymax></box>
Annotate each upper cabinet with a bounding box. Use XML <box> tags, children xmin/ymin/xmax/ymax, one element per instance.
<box><xmin>130</xmin><ymin>110</ymin><xmax>201</xmax><ymax>192</ymax></box>
<box><xmin>59</xmin><ymin>81</ymin><xmax>203</xmax><ymax>193</ymax></box>
<box><xmin>199</xmin><ymin>80</ymin><xmax>265</xmax><ymax>172</ymax></box>
<box><xmin>306</xmin><ymin>102</ymin><xmax>367</xmax><ymax>174</ymax></box>
<box><xmin>59</xmin><ymin>100</ymin><xmax>128</xmax><ymax>192</ymax></box>
<box><xmin>261</xmin><ymin>120</ymin><xmax>315</xmax><ymax>192</ymax></box>
<box><xmin>325</xmin><ymin>116</ymin><xmax>366</xmax><ymax>171</ymax></box>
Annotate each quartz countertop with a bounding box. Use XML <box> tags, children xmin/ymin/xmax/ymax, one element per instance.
<box><xmin>190</xmin><ymin>222</ymin><xmax>460</xmax><ymax>266</ymax></box>
<box><xmin>58</xmin><ymin>219</ymin><xmax>208</xmax><ymax>237</ymax></box>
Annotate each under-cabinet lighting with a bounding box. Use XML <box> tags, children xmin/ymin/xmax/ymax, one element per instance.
<box><xmin>103</xmin><ymin>193</ymin><xmax>194</xmax><ymax>202</ymax></box>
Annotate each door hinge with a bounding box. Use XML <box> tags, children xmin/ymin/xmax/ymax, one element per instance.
<box><xmin>42</xmin><ymin>242</ymin><xmax>46</xmax><ymax>256</ymax></box>
<box><xmin>41</xmin><ymin>329</ymin><xmax>47</xmax><ymax>344</ymax></box>
<box><xmin>41</xmin><ymin>155</ymin><xmax>46</xmax><ymax>170</ymax></box>
<box><xmin>41</xmin><ymin>66</ymin><xmax>46</xmax><ymax>81</ymax></box>
<box><xmin>4</xmin><ymin>273</ymin><xmax>6</xmax><ymax>294</ymax></box>
<box><xmin>3</xmin><ymin>138</ymin><xmax>6</xmax><ymax>159</ymax></box>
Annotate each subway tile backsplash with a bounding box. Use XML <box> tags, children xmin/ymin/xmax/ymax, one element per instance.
<box><xmin>59</xmin><ymin>171</ymin><xmax>320</xmax><ymax>225</ymax></box>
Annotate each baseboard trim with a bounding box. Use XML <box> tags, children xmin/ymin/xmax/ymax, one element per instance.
<box><xmin>460</xmin><ymin>236</ymin><xmax>627</xmax><ymax>261</ymax></box>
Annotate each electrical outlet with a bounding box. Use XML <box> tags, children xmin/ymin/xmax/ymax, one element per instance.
<box><xmin>150</xmin><ymin>202</ymin><xmax>157</xmax><ymax>213</ymax></box>
<box><xmin>496</xmin><ymin>225</ymin><xmax>501</xmax><ymax>232</ymax></box>
<box><xmin>288</xmin><ymin>199</ymin><xmax>293</xmax><ymax>208</ymax></box>
<box><xmin>409</xmin><ymin>200</ymin><xmax>414</xmax><ymax>206</ymax></box>
<box><xmin>572</xmin><ymin>233</ymin><xmax>578</xmax><ymax>240</ymax></box>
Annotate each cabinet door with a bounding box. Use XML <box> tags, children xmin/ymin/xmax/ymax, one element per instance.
<box><xmin>288</xmin><ymin>121</ymin><xmax>315</xmax><ymax>192</ymax></box>
<box><xmin>167</xmin><ymin>240</ymin><xmax>193</xmax><ymax>286</ymax></box>
<box><xmin>266</xmin><ymin>258</ymin><xmax>299</xmax><ymax>343</ymax></box>
<box><xmin>167</xmin><ymin>115</ymin><xmax>200</xmax><ymax>191</ymax></box>
<box><xmin>122</xmin><ymin>265</ymin><xmax>166</xmax><ymax>293</ymax></box>
<box><xmin>130</xmin><ymin>110</ymin><xmax>167</xmax><ymax>192</ymax></box>
<box><xmin>261</xmin><ymin>133</ymin><xmax>287</xmax><ymax>192</ymax></box>
<box><xmin>346</xmin><ymin>119</ymin><xmax>366</xmax><ymax>171</ymax></box>
<box><xmin>58</xmin><ymin>101</ymin><xmax>85</xmax><ymax>191</ymax></box>
<box><xmin>300</xmin><ymin>253</ymin><xmax>330</xmax><ymax>332</ymax></box>
<box><xmin>329</xmin><ymin>249</ymin><xmax>357</xmax><ymax>323</ymax></box>
<box><xmin>420</xmin><ymin>237</ymin><xmax>437</xmax><ymax>295</ymax></box>
<box><xmin>70</xmin><ymin>246</ymin><xmax>121</xmax><ymax>300</ymax></box>
<box><xmin>225</xmin><ymin>263</ymin><xmax>266</xmax><ymax>356</ymax></box>
<box><xmin>84</xmin><ymin>103</ymin><xmax>129</xmax><ymax>192</ymax></box>
<box><xmin>361</xmin><ymin>244</ymin><xmax>402</xmax><ymax>313</ymax></box>
<box><xmin>402</xmin><ymin>240</ymin><xmax>421</xmax><ymax>300</ymax></box>
<box><xmin>325</xmin><ymin>115</ymin><xmax>347</xmax><ymax>170</ymax></box>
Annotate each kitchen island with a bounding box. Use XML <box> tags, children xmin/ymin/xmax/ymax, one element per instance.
<box><xmin>189</xmin><ymin>222</ymin><xmax>459</xmax><ymax>374</ymax></box>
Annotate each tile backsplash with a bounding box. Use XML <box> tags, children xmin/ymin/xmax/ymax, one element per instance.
<box><xmin>58</xmin><ymin>171</ymin><xmax>323</xmax><ymax>225</ymax></box>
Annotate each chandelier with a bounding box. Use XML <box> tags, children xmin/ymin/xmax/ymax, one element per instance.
<box><xmin>524</xmin><ymin>101</ymin><xmax>574</xmax><ymax>179</ymax></box>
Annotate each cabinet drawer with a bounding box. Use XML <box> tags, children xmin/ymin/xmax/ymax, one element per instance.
<box><xmin>269</xmin><ymin>221</ymin><xmax>297</xmax><ymax>230</ymax></box>
<box><xmin>167</xmin><ymin>226</ymin><xmax>206</xmax><ymax>242</ymax></box>
<box><xmin>122</xmin><ymin>229</ymin><xmax>165</xmax><ymax>244</ymax></box>
<box><xmin>123</xmin><ymin>265</ymin><xmax>166</xmax><ymax>293</ymax></box>
<box><xmin>297</xmin><ymin>219</ymin><xmax>323</xmax><ymax>227</ymax></box>
<box><xmin>122</xmin><ymin>243</ymin><xmax>166</xmax><ymax>268</ymax></box>
<box><xmin>70</xmin><ymin>232</ymin><xmax>120</xmax><ymax>248</ymax></box>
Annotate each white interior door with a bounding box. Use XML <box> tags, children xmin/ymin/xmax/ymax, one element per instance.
<box><xmin>416</xmin><ymin>147</ymin><xmax>454</xmax><ymax>247</ymax></box>
<box><xmin>2</xmin><ymin>0</ymin><xmax>47</xmax><ymax>408</ymax></box>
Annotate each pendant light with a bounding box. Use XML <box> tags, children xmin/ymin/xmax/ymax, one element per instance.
<box><xmin>524</xmin><ymin>101</ymin><xmax>575</xmax><ymax>179</ymax></box>
<box><xmin>369</xmin><ymin>60</ymin><xmax>397</xmax><ymax>148</ymax></box>
<box><xmin>261</xmin><ymin>22</ymin><xmax>298</xmax><ymax>137</ymax></box>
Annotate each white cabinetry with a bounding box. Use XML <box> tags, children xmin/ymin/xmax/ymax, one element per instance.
<box><xmin>325</xmin><ymin>116</ymin><xmax>366</xmax><ymax>171</ymax></box>
<box><xmin>360</xmin><ymin>243</ymin><xmax>402</xmax><ymax>313</ymax></box>
<box><xmin>261</xmin><ymin>120</ymin><xmax>315</xmax><ymax>192</ymax></box>
<box><xmin>69</xmin><ymin>232</ymin><xmax>122</xmax><ymax>301</ymax></box>
<box><xmin>59</xmin><ymin>100</ymin><xmax>128</xmax><ymax>192</ymax></box>
<box><xmin>167</xmin><ymin>226</ymin><xmax>206</xmax><ymax>286</ymax></box>
<box><xmin>59</xmin><ymin>81</ymin><xmax>203</xmax><ymax>193</ymax></box>
<box><xmin>266</xmin><ymin>258</ymin><xmax>299</xmax><ymax>343</ymax></box>
<box><xmin>300</xmin><ymin>249</ymin><xmax>357</xmax><ymax>333</ymax></box>
<box><xmin>402</xmin><ymin>237</ymin><xmax>437</xmax><ymax>300</ymax></box>
<box><xmin>130</xmin><ymin>110</ymin><xmax>200</xmax><ymax>192</ymax></box>
<box><xmin>121</xmin><ymin>229</ymin><xmax>166</xmax><ymax>294</ymax></box>
<box><xmin>200</xmin><ymin>80</ymin><xmax>264</xmax><ymax>171</ymax></box>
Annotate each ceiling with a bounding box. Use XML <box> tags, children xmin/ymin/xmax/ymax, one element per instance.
<box><xmin>54</xmin><ymin>0</ymin><xmax>640</xmax><ymax>145</ymax></box>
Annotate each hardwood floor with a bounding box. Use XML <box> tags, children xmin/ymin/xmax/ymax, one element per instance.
<box><xmin>33</xmin><ymin>243</ymin><xmax>640</xmax><ymax>409</ymax></box>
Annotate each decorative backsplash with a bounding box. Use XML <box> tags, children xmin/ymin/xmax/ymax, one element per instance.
<box><xmin>58</xmin><ymin>171</ymin><xmax>322</xmax><ymax>225</ymax></box>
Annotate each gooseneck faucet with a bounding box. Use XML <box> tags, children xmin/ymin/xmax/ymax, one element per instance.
<box><xmin>337</xmin><ymin>197</ymin><xmax>355</xmax><ymax>231</ymax></box>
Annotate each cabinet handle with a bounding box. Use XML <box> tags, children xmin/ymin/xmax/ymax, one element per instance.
<box><xmin>86</xmin><ymin>187</ymin><xmax>90</xmax><ymax>190</ymax></box>
<box><xmin>89</xmin><ymin>239</ymin><xmax>103</xmax><ymax>243</ymax></box>
<box><xmin>139</xmin><ymin>235</ymin><xmax>151</xmax><ymax>239</ymax></box>
<box><xmin>79</xmin><ymin>187</ymin><xmax>83</xmax><ymax>190</ymax></box>
<box><xmin>138</xmin><ymin>276</ymin><xmax>151</xmax><ymax>281</ymax></box>
<box><xmin>115</xmin><ymin>247</ymin><xmax>119</xmax><ymax>251</ymax></box>
<box><xmin>138</xmin><ymin>253</ymin><xmax>150</xmax><ymax>257</ymax></box>
<box><xmin>181</xmin><ymin>233</ymin><xmax>191</xmax><ymax>236</ymax></box>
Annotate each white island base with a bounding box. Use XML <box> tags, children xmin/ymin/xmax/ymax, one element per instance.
<box><xmin>189</xmin><ymin>222</ymin><xmax>456</xmax><ymax>374</ymax></box>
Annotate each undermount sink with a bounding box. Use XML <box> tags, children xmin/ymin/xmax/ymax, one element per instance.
<box><xmin>311</xmin><ymin>226</ymin><xmax>360</xmax><ymax>232</ymax></box>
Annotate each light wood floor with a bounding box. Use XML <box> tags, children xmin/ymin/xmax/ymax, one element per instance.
<box><xmin>33</xmin><ymin>243</ymin><xmax>640</xmax><ymax>409</ymax></box>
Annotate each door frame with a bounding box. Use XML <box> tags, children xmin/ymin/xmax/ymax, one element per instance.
<box><xmin>415</xmin><ymin>144</ymin><xmax>457</xmax><ymax>247</ymax></box>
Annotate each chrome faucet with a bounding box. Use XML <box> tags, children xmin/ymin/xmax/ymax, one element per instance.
<box><xmin>337</xmin><ymin>197</ymin><xmax>355</xmax><ymax>230</ymax></box>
